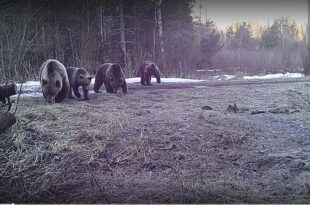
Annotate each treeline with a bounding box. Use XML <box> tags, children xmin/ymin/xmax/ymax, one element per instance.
<box><xmin>211</xmin><ymin>18</ymin><xmax>306</xmax><ymax>75</ymax></box>
<box><xmin>0</xmin><ymin>0</ymin><xmax>307</xmax><ymax>83</ymax></box>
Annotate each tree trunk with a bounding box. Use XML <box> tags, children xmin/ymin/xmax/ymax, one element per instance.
<box><xmin>99</xmin><ymin>3</ymin><xmax>104</xmax><ymax>44</ymax></box>
<box><xmin>53</xmin><ymin>0</ymin><xmax>60</xmax><ymax>60</ymax></box>
<box><xmin>42</xmin><ymin>18</ymin><xmax>46</xmax><ymax>60</ymax></box>
<box><xmin>0</xmin><ymin>112</ymin><xmax>16</xmax><ymax>133</ymax></box>
<box><xmin>0</xmin><ymin>38</ymin><xmax>4</xmax><ymax>79</ymax></box>
<box><xmin>119</xmin><ymin>0</ymin><xmax>129</xmax><ymax>74</ymax></box>
<box><xmin>155</xmin><ymin>0</ymin><xmax>166</xmax><ymax>67</ymax></box>
<box><xmin>153</xmin><ymin>2</ymin><xmax>156</xmax><ymax>63</ymax></box>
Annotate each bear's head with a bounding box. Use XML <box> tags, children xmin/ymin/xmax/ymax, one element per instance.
<box><xmin>109</xmin><ymin>64</ymin><xmax>124</xmax><ymax>89</ymax></box>
<box><xmin>147</xmin><ymin>64</ymin><xmax>161</xmax><ymax>83</ymax></box>
<box><xmin>78</xmin><ymin>74</ymin><xmax>92</xmax><ymax>86</ymax></box>
<box><xmin>41</xmin><ymin>77</ymin><xmax>62</xmax><ymax>103</ymax></box>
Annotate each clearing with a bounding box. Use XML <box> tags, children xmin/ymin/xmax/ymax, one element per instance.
<box><xmin>1</xmin><ymin>78</ymin><xmax>310</xmax><ymax>203</ymax></box>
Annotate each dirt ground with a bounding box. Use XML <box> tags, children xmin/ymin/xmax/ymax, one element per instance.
<box><xmin>1</xmin><ymin>78</ymin><xmax>310</xmax><ymax>203</ymax></box>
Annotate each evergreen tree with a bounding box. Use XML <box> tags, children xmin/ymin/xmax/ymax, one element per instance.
<box><xmin>198</xmin><ymin>20</ymin><xmax>222</xmax><ymax>68</ymax></box>
<box><xmin>161</xmin><ymin>0</ymin><xmax>195</xmax><ymax>74</ymax></box>
<box><xmin>261</xmin><ymin>21</ymin><xmax>281</xmax><ymax>49</ymax></box>
<box><xmin>230</xmin><ymin>22</ymin><xmax>254</xmax><ymax>49</ymax></box>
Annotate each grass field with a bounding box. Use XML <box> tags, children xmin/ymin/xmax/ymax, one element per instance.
<box><xmin>1</xmin><ymin>78</ymin><xmax>310</xmax><ymax>203</ymax></box>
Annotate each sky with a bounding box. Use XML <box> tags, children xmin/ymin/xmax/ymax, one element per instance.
<box><xmin>192</xmin><ymin>0</ymin><xmax>308</xmax><ymax>29</ymax></box>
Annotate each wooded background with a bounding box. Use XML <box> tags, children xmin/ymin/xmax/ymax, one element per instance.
<box><xmin>0</xmin><ymin>0</ymin><xmax>308</xmax><ymax>83</ymax></box>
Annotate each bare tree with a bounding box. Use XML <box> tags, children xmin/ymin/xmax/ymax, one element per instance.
<box><xmin>155</xmin><ymin>0</ymin><xmax>166</xmax><ymax>67</ymax></box>
<box><xmin>119</xmin><ymin>0</ymin><xmax>129</xmax><ymax>74</ymax></box>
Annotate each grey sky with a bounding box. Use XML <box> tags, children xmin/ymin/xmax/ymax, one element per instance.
<box><xmin>192</xmin><ymin>0</ymin><xmax>307</xmax><ymax>29</ymax></box>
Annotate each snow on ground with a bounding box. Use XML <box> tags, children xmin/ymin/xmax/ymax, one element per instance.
<box><xmin>213</xmin><ymin>75</ymin><xmax>236</xmax><ymax>80</ymax></box>
<box><xmin>212</xmin><ymin>72</ymin><xmax>304</xmax><ymax>81</ymax></box>
<box><xmin>126</xmin><ymin>77</ymin><xmax>204</xmax><ymax>84</ymax></box>
<box><xmin>243</xmin><ymin>72</ymin><xmax>304</xmax><ymax>80</ymax></box>
<box><xmin>90</xmin><ymin>77</ymin><xmax>203</xmax><ymax>85</ymax></box>
<box><xmin>16</xmin><ymin>81</ymin><xmax>41</xmax><ymax>93</ymax></box>
<box><xmin>11</xmin><ymin>72</ymin><xmax>305</xmax><ymax>98</ymax></box>
<box><xmin>13</xmin><ymin>81</ymin><xmax>42</xmax><ymax>98</ymax></box>
<box><xmin>13</xmin><ymin>77</ymin><xmax>204</xmax><ymax>98</ymax></box>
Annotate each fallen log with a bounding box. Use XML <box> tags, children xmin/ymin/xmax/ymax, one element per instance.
<box><xmin>0</xmin><ymin>83</ymin><xmax>17</xmax><ymax>111</ymax></box>
<box><xmin>0</xmin><ymin>112</ymin><xmax>16</xmax><ymax>133</ymax></box>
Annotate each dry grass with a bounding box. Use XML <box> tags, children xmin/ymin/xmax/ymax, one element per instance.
<box><xmin>1</xmin><ymin>80</ymin><xmax>310</xmax><ymax>203</ymax></box>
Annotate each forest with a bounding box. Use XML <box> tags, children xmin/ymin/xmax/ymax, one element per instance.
<box><xmin>0</xmin><ymin>0</ymin><xmax>308</xmax><ymax>83</ymax></box>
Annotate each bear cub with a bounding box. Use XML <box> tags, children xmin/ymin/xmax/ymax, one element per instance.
<box><xmin>138</xmin><ymin>62</ymin><xmax>161</xmax><ymax>86</ymax></box>
<box><xmin>94</xmin><ymin>63</ymin><xmax>127</xmax><ymax>94</ymax></box>
<box><xmin>66</xmin><ymin>67</ymin><xmax>92</xmax><ymax>100</ymax></box>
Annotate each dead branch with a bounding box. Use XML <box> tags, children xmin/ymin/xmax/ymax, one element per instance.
<box><xmin>14</xmin><ymin>82</ymin><xmax>22</xmax><ymax>114</ymax></box>
<box><xmin>88</xmin><ymin>165</ymin><xmax>110</xmax><ymax>203</ymax></box>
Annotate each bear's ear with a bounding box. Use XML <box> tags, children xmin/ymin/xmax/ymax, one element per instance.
<box><xmin>55</xmin><ymin>80</ymin><xmax>61</xmax><ymax>88</ymax></box>
<box><xmin>42</xmin><ymin>79</ymin><xmax>48</xmax><ymax>85</ymax></box>
<box><xmin>88</xmin><ymin>76</ymin><xmax>92</xmax><ymax>81</ymax></box>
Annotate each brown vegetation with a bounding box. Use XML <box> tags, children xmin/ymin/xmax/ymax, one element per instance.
<box><xmin>1</xmin><ymin>79</ymin><xmax>310</xmax><ymax>203</ymax></box>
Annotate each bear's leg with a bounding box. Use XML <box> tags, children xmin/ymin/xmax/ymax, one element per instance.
<box><xmin>82</xmin><ymin>85</ymin><xmax>90</xmax><ymax>100</ymax></box>
<box><xmin>55</xmin><ymin>81</ymin><xmax>70</xmax><ymax>103</ymax></box>
<box><xmin>141</xmin><ymin>74</ymin><xmax>146</xmax><ymax>85</ymax></box>
<box><xmin>68</xmin><ymin>86</ymin><xmax>75</xmax><ymax>99</ymax></box>
<box><xmin>156</xmin><ymin>76</ymin><xmax>161</xmax><ymax>83</ymax></box>
<box><xmin>94</xmin><ymin>79</ymin><xmax>103</xmax><ymax>93</ymax></box>
<box><xmin>121</xmin><ymin>81</ymin><xmax>127</xmax><ymax>94</ymax></box>
<box><xmin>113</xmin><ymin>85</ymin><xmax>119</xmax><ymax>93</ymax></box>
<box><xmin>105</xmin><ymin>82</ymin><xmax>114</xmax><ymax>93</ymax></box>
<box><xmin>73</xmin><ymin>86</ymin><xmax>81</xmax><ymax>98</ymax></box>
<box><xmin>42</xmin><ymin>91</ymin><xmax>46</xmax><ymax>99</ymax></box>
<box><xmin>146</xmin><ymin>75</ymin><xmax>152</xmax><ymax>86</ymax></box>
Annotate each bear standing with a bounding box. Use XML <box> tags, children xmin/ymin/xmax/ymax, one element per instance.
<box><xmin>66</xmin><ymin>67</ymin><xmax>92</xmax><ymax>100</ymax></box>
<box><xmin>94</xmin><ymin>63</ymin><xmax>127</xmax><ymax>94</ymax></box>
<box><xmin>138</xmin><ymin>62</ymin><xmax>161</xmax><ymax>85</ymax></box>
<box><xmin>39</xmin><ymin>59</ymin><xmax>70</xmax><ymax>103</ymax></box>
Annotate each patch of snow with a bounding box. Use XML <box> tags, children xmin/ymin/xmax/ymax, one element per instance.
<box><xmin>126</xmin><ymin>77</ymin><xmax>204</xmax><ymax>84</ymax></box>
<box><xmin>193</xmin><ymin>86</ymin><xmax>207</xmax><ymax>88</ymax></box>
<box><xmin>196</xmin><ymin>69</ymin><xmax>215</xmax><ymax>72</ymax></box>
<box><xmin>91</xmin><ymin>78</ymin><xmax>96</xmax><ymax>85</ymax></box>
<box><xmin>13</xmin><ymin>92</ymin><xmax>42</xmax><ymax>98</ymax></box>
<box><xmin>13</xmin><ymin>77</ymin><xmax>205</xmax><ymax>98</ymax></box>
<box><xmin>213</xmin><ymin>75</ymin><xmax>236</xmax><ymax>80</ymax></box>
<box><xmin>16</xmin><ymin>81</ymin><xmax>41</xmax><ymax>93</ymax></box>
<box><xmin>196</xmin><ymin>69</ymin><xmax>222</xmax><ymax>72</ymax></box>
<box><xmin>243</xmin><ymin>72</ymin><xmax>304</xmax><ymax>80</ymax></box>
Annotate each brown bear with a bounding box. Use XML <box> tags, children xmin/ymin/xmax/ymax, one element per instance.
<box><xmin>66</xmin><ymin>67</ymin><xmax>92</xmax><ymax>100</ymax></box>
<box><xmin>94</xmin><ymin>63</ymin><xmax>127</xmax><ymax>94</ymax></box>
<box><xmin>138</xmin><ymin>62</ymin><xmax>161</xmax><ymax>85</ymax></box>
<box><xmin>39</xmin><ymin>59</ymin><xmax>70</xmax><ymax>103</ymax></box>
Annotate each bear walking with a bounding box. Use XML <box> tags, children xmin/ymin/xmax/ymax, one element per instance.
<box><xmin>94</xmin><ymin>63</ymin><xmax>127</xmax><ymax>94</ymax></box>
<box><xmin>66</xmin><ymin>67</ymin><xmax>92</xmax><ymax>100</ymax></box>
<box><xmin>138</xmin><ymin>62</ymin><xmax>161</xmax><ymax>86</ymax></box>
<box><xmin>39</xmin><ymin>59</ymin><xmax>70</xmax><ymax>103</ymax></box>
